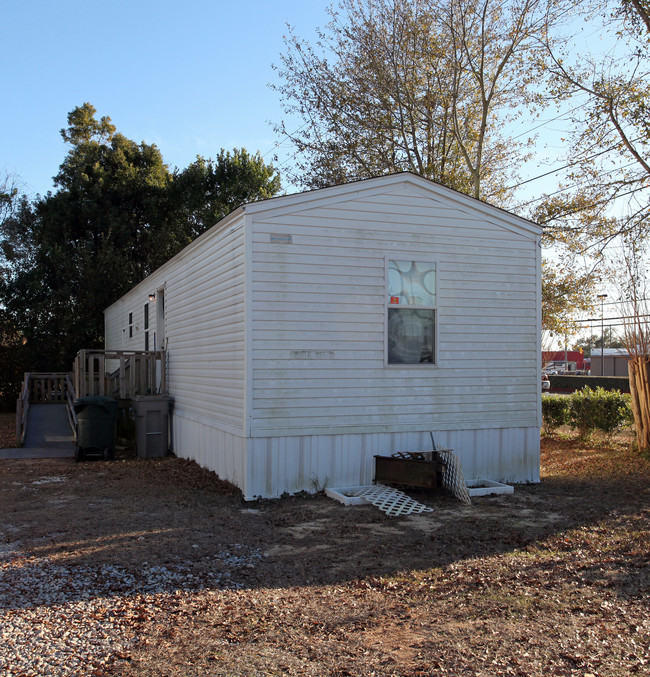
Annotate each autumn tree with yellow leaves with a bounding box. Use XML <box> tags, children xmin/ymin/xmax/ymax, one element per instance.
<box><xmin>274</xmin><ymin>0</ymin><xmax>562</xmax><ymax>201</ymax></box>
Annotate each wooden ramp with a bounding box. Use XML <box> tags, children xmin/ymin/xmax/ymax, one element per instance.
<box><xmin>1</xmin><ymin>404</ymin><xmax>74</xmax><ymax>459</ymax></box>
<box><xmin>8</xmin><ymin>354</ymin><xmax>166</xmax><ymax>460</ymax></box>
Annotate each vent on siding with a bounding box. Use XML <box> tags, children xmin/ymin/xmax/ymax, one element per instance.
<box><xmin>270</xmin><ymin>233</ymin><xmax>292</xmax><ymax>244</ymax></box>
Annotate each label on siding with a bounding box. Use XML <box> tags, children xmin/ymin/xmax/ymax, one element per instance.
<box><xmin>270</xmin><ymin>233</ymin><xmax>292</xmax><ymax>244</ymax></box>
<box><xmin>290</xmin><ymin>350</ymin><xmax>335</xmax><ymax>360</ymax></box>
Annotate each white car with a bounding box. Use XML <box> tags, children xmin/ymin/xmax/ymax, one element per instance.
<box><xmin>542</xmin><ymin>374</ymin><xmax>551</xmax><ymax>391</ymax></box>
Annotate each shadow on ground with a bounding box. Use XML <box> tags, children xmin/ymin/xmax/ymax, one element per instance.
<box><xmin>1</xmin><ymin>441</ymin><xmax>649</xmax><ymax>610</ymax></box>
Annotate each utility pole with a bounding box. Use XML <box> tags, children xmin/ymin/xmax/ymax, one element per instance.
<box><xmin>597</xmin><ymin>293</ymin><xmax>608</xmax><ymax>375</ymax></box>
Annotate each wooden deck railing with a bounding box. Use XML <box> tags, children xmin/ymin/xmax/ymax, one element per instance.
<box><xmin>65</xmin><ymin>373</ymin><xmax>78</xmax><ymax>436</ymax></box>
<box><xmin>15</xmin><ymin>353</ymin><xmax>166</xmax><ymax>447</ymax></box>
<box><xmin>15</xmin><ymin>374</ymin><xmax>30</xmax><ymax>447</ymax></box>
<box><xmin>74</xmin><ymin>349</ymin><xmax>166</xmax><ymax>400</ymax></box>
<box><xmin>28</xmin><ymin>372</ymin><xmax>70</xmax><ymax>403</ymax></box>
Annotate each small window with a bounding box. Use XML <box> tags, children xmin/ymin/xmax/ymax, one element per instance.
<box><xmin>128</xmin><ymin>312</ymin><xmax>133</xmax><ymax>338</ymax></box>
<box><xmin>386</xmin><ymin>259</ymin><xmax>436</xmax><ymax>365</ymax></box>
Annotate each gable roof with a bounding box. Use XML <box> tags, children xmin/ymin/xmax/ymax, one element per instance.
<box><xmin>242</xmin><ymin>172</ymin><xmax>541</xmax><ymax>240</ymax></box>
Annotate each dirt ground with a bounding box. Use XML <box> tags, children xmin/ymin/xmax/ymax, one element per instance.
<box><xmin>1</xmin><ymin>424</ymin><xmax>649</xmax><ymax>676</ymax></box>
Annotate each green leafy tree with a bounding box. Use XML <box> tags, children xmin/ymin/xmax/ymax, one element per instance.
<box><xmin>172</xmin><ymin>149</ymin><xmax>281</xmax><ymax>240</ymax></box>
<box><xmin>0</xmin><ymin>104</ymin><xmax>281</xmax><ymax>372</ymax></box>
<box><xmin>0</xmin><ymin>172</ymin><xmax>19</xmax><ymax>227</ymax></box>
<box><xmin>0</xmin><ymin>104</ymin><xmax>175</xmax><ymax>367</ymax></box>
<box><xmin>573</xmin><ymin>333</ymin><xmax>625</xmax><ymax>357</ymax></box>
<box><xmin>0</xmin><ymin>309</ymin><xmax>31</xmax><ymax>410</ymax></box>
<box><xmin>541</xmin><ymin>256</ymin><xmax>597</xmax><ymax>338</ymax></box>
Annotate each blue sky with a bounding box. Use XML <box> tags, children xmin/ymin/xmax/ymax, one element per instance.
<box><xmin>2</xmin><ymin>0</ymin><xmax>618</xmax><ymax>207</ymax></box>
<box><xmin>2</xmin><ymin>0</ymin><xmax>329</xmax><ymax>197</ymax></box>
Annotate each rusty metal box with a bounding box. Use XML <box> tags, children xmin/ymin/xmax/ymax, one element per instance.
<box><xmin>374</xmin><ymin>454</ymin><xmax>446</xmax><ymax>489</ymax></box>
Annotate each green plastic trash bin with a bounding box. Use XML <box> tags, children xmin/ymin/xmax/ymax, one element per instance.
<box><xmin>74</xmin><ymin>396</ymin><xmax>118</xmax><ymax>461</ymax></box>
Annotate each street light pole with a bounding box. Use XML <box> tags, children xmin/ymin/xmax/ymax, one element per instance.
<box><xmin>597</xmin><ymin>293</ymin><xmax>608</xmax><ymax>375</ymax></box>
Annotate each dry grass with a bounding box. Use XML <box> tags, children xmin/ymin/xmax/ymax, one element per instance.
<box><xmin>1</xmin><ymin>431</ymin><xmax>649</xmax><ymax>676</ymax></box>
<box><xmin>0</xmin><ymin>412</ymin><xmax>15</xmax><ymax>448</ymax></box>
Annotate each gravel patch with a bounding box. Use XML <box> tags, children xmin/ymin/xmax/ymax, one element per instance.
<box><xmin>1</xmin><ymin>597</ymin><xmax>138</xmax><ymax>676</ymax></box>
<box><xmin>0</xmin><ymin>543</ymin><xmax>262</xmax><ymax>676</ymax></box>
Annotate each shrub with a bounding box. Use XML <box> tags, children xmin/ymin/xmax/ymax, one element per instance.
<box><xmin>542</xmin><ymin>394</ymin><xmax>570</xmax><ymax>433</ymax></box>
<box><xmin>568</xmin><ymin>387</ymin><xmax>633</xmax><ymax>437</ymax></box>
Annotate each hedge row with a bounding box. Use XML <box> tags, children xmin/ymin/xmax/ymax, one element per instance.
<box><xmin>542</xmin><ymin>387</ymin><xmax>633</xmax><ymax>436</ymax></box>
<box><xmin>548</xmin><ymin>375</ymin><xmax>630</xmax><ymax>393</ymax></box>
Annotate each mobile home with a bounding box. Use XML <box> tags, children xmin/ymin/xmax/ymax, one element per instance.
<box><xmin>105</xmin><ymin>173</ymin><xmax>542</xmax><ymax>499</ymax></box>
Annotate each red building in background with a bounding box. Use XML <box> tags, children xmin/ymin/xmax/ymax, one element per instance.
<box><xmin>542</xmin><ymin>350</ymin><xmax>586</xmax><ymax>373</ymax></box>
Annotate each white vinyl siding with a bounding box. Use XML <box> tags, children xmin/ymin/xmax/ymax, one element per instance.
<box><xmin>249</xmin><ymin>182</ymin><xmax>539</xmax><ymax>438</ymax></box>
<box><xmin>105</xmin><ymin>214</ymin><xmax>247</xmax><ymax>436</ymax></box>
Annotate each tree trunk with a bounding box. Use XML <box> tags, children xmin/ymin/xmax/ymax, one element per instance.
<box><xmin>627</xmin><ymin>357</ymin><xmax>650</xmax><ymax>453</ymax></box>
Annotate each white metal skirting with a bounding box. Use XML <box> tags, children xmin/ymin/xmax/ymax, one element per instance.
<box><xmin>169</xmin><ymin>415</ymin><xmax>539</xmax><ymax>500</ymax></box>
<box><xmin>245</xmin><ymin>427</ymin><xmax>540</xmax><ymax>500</ymax></box>
<box><xmin>172</xmin><ymin>410</ymin><xmax>247</xmax><ymax>492</ymax></box>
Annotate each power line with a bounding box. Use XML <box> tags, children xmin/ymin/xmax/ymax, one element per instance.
<box><xmin>598</xmin><ymin>297</ymin><xmax>650</xmax><ymax>307</ymax></box>
<box><xmin>579</xmin><ymin>313</ymin><xmax>650</xmax><ymax>324</ymax></box>
<box><xmin>535</xmin><ymin>185</ymin><xmax>645</xmax><ymax>226</ymax></box>
<box><xmin>260</xmin><ymin>120</ymin><xmax>311</xmax><ymax>162</ymax></box>
<box><xmin>491</xmin><ymin>139</ymin><xmax>637</xmax><ymax>199</ymax></box>
<box><xmin>265</xmin><ymin>92</ymin><xmax>646</xmax><ymax>201</ymax></box>
<box><xmin>515</xmin><ymin>161</ymin><xmax>640</xmax><ymax>210</ymax></box>
<box><xmin>264</xmin><ymin>78</ymin><xmax>596</xmax><ymax>190</ymax></box>
<box><xmin>509</xmin><ymin>101</ymin><xmax>591</xmax><ymax>142</ymax></box>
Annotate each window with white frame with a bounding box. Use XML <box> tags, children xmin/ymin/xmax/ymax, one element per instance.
<box><xmin>386</xmin><ymin>259</ymin><xmax>436</xmax><ymax>365</ymax></box>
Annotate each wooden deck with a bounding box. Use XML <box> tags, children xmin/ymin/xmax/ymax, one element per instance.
<box><xmin>14</xmin><ymin>351</ymin><xmax>167</xmax><ymax>449</ymax></box>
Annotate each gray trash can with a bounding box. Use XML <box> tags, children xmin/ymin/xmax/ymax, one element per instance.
<box><xmin>74</xmin><ymin>396</ymin><xmax>118</xmax><ymax>461</ymax></box>
<box><xmin>133</xmin><ymin>395</ymin><xmax>170</xmax><ymax>458</ymax></box>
